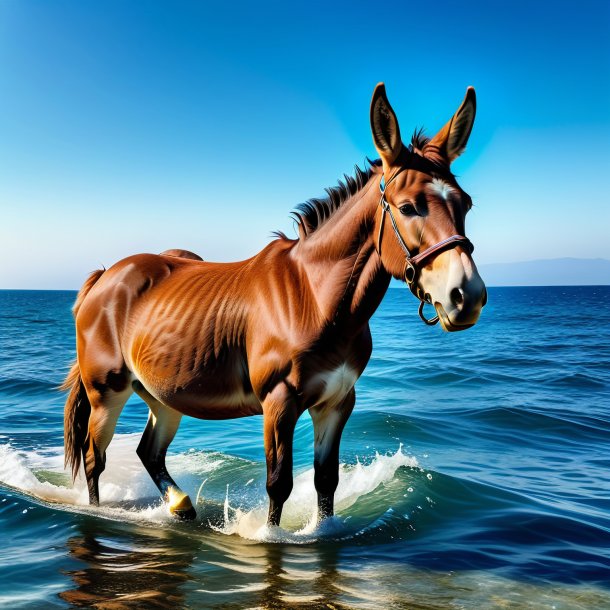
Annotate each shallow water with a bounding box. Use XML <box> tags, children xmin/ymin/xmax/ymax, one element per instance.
<box><xmin>1</xmin><ymin>286</ymin><xmax>609</xmax><ymax>609</ymax></box>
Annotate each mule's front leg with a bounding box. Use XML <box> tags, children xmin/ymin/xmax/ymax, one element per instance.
<box><xmin>310</xmin><ymin>389</ymin><xmax>355</xmax><ymax>522</ymax></box>
<box><xmin>263</xmin><ymin>384</ymin><xmax>298</xmax><ymax>527</ymax></box>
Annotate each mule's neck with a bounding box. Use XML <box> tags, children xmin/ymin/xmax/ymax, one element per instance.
<box><xmin>294</xmin><ymin>170</ymin><xmax>391</xmax><ymax>329</ymax></box>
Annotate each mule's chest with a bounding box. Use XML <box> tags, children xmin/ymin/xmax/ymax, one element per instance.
<box><xmin>295</xmin><ymin>328</ymin><xmax>372</xmax><ymax>409</ymax></box>
<box><xmin>301</xmin><ymin>362</ymin><xmax>360</xmax><ymax>408</ymax></box>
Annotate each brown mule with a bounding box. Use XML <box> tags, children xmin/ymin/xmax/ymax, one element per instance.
<box><xmin>62</xmin><ymin>84</ymin><xmax>486</xmax><ymax>524</ymax></box>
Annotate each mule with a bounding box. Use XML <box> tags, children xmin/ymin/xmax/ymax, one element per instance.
<box><xmin>62</xmin><ymin>84</ymin><xmax>486</xmax><ymax>524</ymax></box>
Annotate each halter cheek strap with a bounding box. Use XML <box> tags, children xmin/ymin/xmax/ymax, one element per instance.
<box><xmin>376</xmin><ymin>170</ymin><xmax>474</xmax><ymax>325</ymax></box>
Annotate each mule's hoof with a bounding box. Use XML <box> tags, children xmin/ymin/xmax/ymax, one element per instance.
<box><xmin>173</xmin><ymin>505</ymin><xmax>197</xmax><ymax>521</ymax></box>
<box><xmin>166</xmin><ymin>487</ymin><xmax>196</xmax><ymax>520</ymax></box>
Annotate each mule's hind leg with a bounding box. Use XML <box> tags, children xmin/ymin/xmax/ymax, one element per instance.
<box><xmin>133</xmin><ymin>382</ymin><xmax>195</xmax><ymax>520</ymax></box>
<box><xmin>309</xmin><ymin>389</ymin><xmax>355</xmax><ymax>522</ymax></box>
<box><xmin>82</xmin><ymin>385</ymin><xmax>132</xmax><ymax>506</ymax></box>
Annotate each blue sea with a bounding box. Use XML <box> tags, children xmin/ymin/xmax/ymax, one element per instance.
<box><xmin>1</xmin><ymin>286</ymin><xmax>609</xmax><ymax>609</ymax></box>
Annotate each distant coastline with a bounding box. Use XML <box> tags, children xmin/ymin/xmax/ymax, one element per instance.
<box><xmin>477</xmin><ymin>257</ymin><xmax>610</xmax><ymax>287</ymax></box>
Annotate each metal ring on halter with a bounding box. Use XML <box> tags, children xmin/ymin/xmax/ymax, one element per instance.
<box><xmin>418</xmin><ymin>300</ymin><xmax>440</xmax><ymax>325</ymax></box>
<box><xmin>404</xmin><ymin>260</ymin><xmax>416</xmax><ymax>285</ymax></box>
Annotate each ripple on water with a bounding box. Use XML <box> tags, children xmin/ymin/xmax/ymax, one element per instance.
<box><xmin>2</xmin><ymin>287</ymin><xmax>610</xmax><ymax>608</ymax></box>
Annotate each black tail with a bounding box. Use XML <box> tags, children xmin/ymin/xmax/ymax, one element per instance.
<box><xmin>60</xmin><ymin>268</ymin><xmax>105</xmax><ymax>480</ymax></box>
<box><xmin>60</xmin><ymin>362</ymin><xmax>91</xmax><ymax>480</ymax></box>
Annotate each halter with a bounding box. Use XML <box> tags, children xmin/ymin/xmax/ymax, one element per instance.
<box><xmin>376</xmin><ymin>168</ymin><xmax>474</xmax><ymax>326</ymax></box>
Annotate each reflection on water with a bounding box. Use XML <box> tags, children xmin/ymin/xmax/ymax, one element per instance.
<box><xmin>58</xmin><ymin>516</ymin><xmax>399</xmax><ymax>609</ymax></box>
<box><xmin>2</xmin><ymin>486</ymin><xmax>610</xmax><ymax>610</ymax></box>
<box><xmin>58</xmin><ymin>517</ymin><xmax>610</xmax><ymax>610</ymax></box>
<box><xmin>197</xmin><ymin>539</ymin><xmax>349</xmax><ymax>609</ymax></box>
<box><xmin>59</xmin><ymin>518</ymin><xmax>357</xmax><ymax>610</ymax></box>
<box><xmin>60</xmin><ymin>520</ymin><xmax>195</xmax><ymax>609</ymax></box>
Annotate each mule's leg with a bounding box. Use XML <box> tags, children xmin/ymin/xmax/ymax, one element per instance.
<box><xmin>309</xmin><ymin>388</ymin><xmax>355</xmax><ymax>522</ymax></box>
<box><xmin>263</xmin><ymin>384</ymin><xmax>299</xmax><ymax>527</ymax></box>
<box><xmin>82</xmin><ymin>386</ymin><xmax>131</xmax><ymax>506</ymax></box>
<box><xmin>133</xmin><ymin>384</ymin><xmax>195</xmax><ymax>520</ymax></box>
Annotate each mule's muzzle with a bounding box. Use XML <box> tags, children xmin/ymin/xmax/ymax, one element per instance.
<box><xmin>436</xmin><ymin>281</ymin><xmax>486</xmax><ymax>332</ymax></box>
<box><xmin>436</xmin><ymin>304</ymin><xmax>475</xmax><ymax>332</ymax></box>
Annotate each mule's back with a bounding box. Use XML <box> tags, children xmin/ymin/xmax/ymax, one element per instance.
<box><xmin>159</xmin><ymin>248</ymin><xmax>204</xmax><ymax>261</ymax></box>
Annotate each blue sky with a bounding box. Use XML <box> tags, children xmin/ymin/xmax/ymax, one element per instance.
<box><xmin>1</xmin><ymin>0</ymin><xmax>609</xmax><ymax>288</ymax></box>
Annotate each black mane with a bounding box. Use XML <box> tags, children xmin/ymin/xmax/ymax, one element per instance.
<box><xmin>283</xmin><ymin>130</ymin><xmax>430</xmax><ymax>241</ymax></box>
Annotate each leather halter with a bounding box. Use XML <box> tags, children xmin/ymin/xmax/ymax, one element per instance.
<box><xmin>376</xmin><ymin>168</ymin><xmax>474</xmax><ymax>326</ymax></box>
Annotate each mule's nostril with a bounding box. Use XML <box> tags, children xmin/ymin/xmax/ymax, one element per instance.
<box><xmin>451</xmin><ymin>287</ymin><xmax>465</xmax><ymax>309</ymax></box>
<box><xmin>481</xmin><ymin>287</ymin><xmax>488</xmax><ymax>307</ymax></box>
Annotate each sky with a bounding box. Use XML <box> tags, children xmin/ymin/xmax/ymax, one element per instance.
<box><xmin>1</xmin><ymin>0</ymin><xmax>609</xmax><ymax>289</ymax></box>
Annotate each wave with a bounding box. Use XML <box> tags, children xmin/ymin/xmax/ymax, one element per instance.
<box><xmin>213</xmin><ymin>448</ymin><xmax>420</xmax><ymax>543</ymax></box>
<box><xmin>437</xmin><ymin>405</ymin><xmax>610</xmax><ymax>442</ymax></box>
<box><xmin>0</xmin><ymin>378</ymin><xmax>59</xmax><ymax>396</ymax></box>
<box><xmin>2</xmin><ymin>434</ymin><xmax>610</xmax><ymax>584</ymax></box>
<box><xmin>0</xmin><ymin>436</ymin><xmax>425</xmax><ymax>544</ymax></box>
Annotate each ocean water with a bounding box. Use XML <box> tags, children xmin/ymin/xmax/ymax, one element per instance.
<box><xmin>0</xmin><ymin>286</ymin><xmax>609</xmax><ymax>609</ymax></box>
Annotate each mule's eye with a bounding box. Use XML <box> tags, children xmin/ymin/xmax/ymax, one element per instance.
<box><xmin>399</xmin><ymin>203</ymin><xmax>419</xmax><ymax>217</ymax></box>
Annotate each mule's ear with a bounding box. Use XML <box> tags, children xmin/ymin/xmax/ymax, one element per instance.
<box><xmin>428</xmin><ymin>87</ymin><xmax>476</xmax><ymax>163</ymax></box>
<box><xmin>370</xmin><ymin>83</ymin><xmax>402</xmax><ymax>166</ymax></box>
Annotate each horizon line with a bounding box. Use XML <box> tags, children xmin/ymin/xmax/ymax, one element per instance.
<box><xmin>2</xmin><ymin>284</ymin><xmax>610</xmax><ymax>292</ymax></box>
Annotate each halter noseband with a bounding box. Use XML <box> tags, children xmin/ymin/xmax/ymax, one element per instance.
<box><xmin>376</xmin><ymin>169</ymin><xmax>474</xmax><ymax>326</ymax></box>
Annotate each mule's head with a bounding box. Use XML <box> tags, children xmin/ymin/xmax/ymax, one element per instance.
<box><xmin>370</xmin><ymin>84</ymin><xmax>486</xmax><ymax>331</ymax></box>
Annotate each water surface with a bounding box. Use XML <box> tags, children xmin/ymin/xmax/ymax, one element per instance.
<box><xmin>1</xmin><ymin>286</ymin><xmax>609</xmax><ymax>608</ymax></box>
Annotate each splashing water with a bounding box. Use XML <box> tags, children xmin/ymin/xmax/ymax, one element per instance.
<box><xmin>0</xmin><ymin>435</ymin><xmax>420</xmax><ymax>542</ymax></box>
<box><xmin>211</xmin><ymin>448</ymin><xmax>419</xmax><ymax>542</ymax></box>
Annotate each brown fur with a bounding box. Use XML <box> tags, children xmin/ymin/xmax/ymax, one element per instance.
<box><xmin>159</xmin><ymin>249</ymin><xmax>203</xmax><ymax>261</ymax></box>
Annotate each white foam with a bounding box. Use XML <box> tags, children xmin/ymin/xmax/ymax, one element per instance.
<box><xmin>0</xmin><ymin>437</ymin><xmax>418</xmax><ymax>542</ymax></box>
<box><xmin>211</xmin><ymin>448</ymin><xmax>418</xmax><ymax>543</ymax></box>
<box><xmin>0</xmin><ymin>434</ymin><xmax>227</xmax><ymax>524</ymax></box>
<box><xmin>0</xmin><ymin>443</ymin><xmax>80</xmax><ymax>505</ymax></box>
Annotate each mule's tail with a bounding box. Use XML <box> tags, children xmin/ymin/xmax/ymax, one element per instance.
<box><xmin>60</xmin><ymin>269</ymin><xmax>105</xmax><ymax>480</ymax></box>
<box><xmin>61</xmin><ymin>362</ymin><xmax>91</xmax><ymax>480</ymax></box>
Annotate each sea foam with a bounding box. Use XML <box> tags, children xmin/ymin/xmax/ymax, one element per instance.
<box><xmin>0</xmin><ymin>435</ymin><xmax>419</xmax><ymax>542</ymax></box>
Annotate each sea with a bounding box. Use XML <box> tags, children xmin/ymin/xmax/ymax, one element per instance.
<box><xmin>0</xmin><ymin>286</ymin><xmax>609</xmax><ymax>609</ymax></box>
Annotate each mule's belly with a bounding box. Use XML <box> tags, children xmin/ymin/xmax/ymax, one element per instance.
<box><xmin>163</xmin><ymin>390</ymin><xmax>263</xmax><ymax>420</ymax></box>
<box><xmin>133</xmin><ymin>373</ymin><xmax>263</xmax><ymax>419</ymax></box>
<box><xmin>131</xmin><ymin>349</ymin><xmax>262</xmax><ymax>419</ymax></box>
<box><xmin>134</xmin><ymin>361</ymin><xmax>363</xmax><ymax>419</ymax></box>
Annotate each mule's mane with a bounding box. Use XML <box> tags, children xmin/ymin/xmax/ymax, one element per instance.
<box><xmin>284</xmin><ymin>130</ymin><xmax>430</xmax><ymax>240</ymax></box>
<box><xmin>288</xmin><ymin>160</ymin><xmax>379</xmax><ymax>240</ymax></box>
